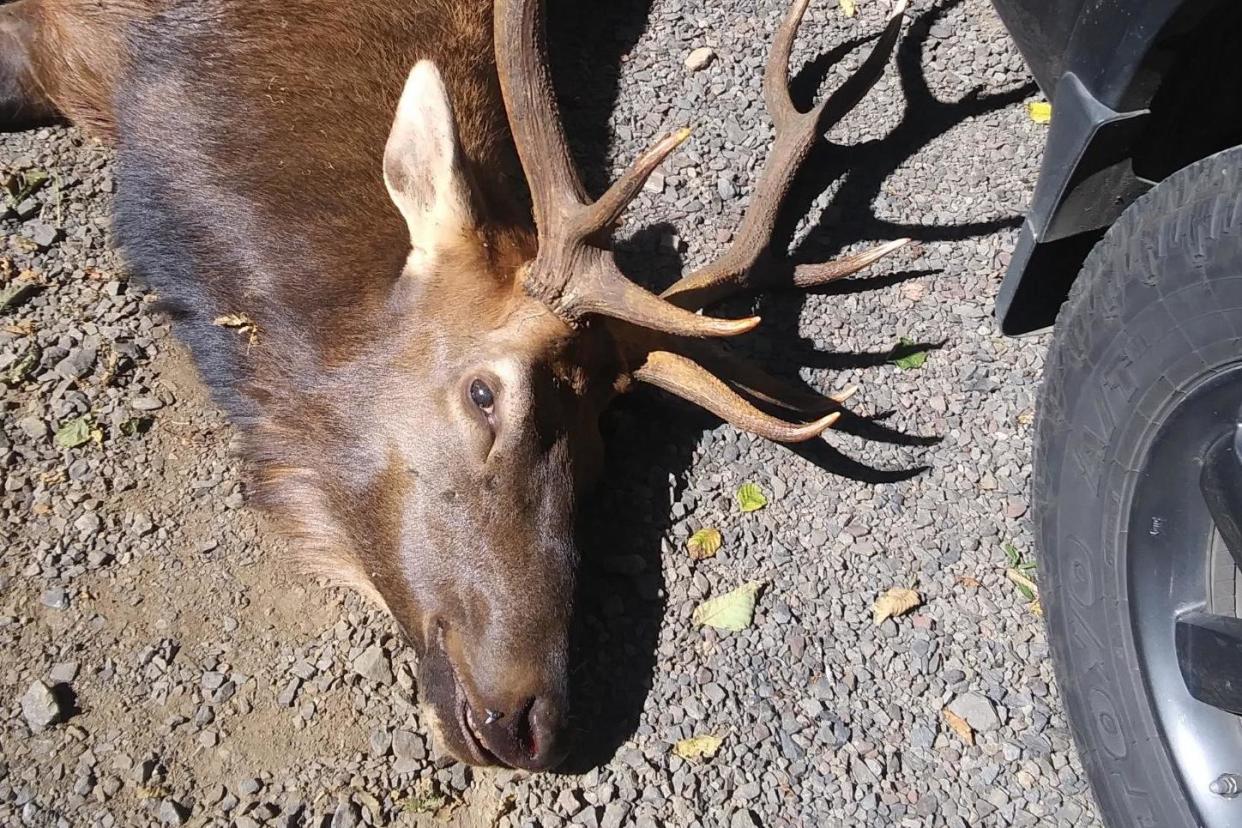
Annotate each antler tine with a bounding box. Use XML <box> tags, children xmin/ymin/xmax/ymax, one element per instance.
<box><xmin>493</xmin><ymin>0</ymin><xmax>588</xmax><ymax>230</ymax></box>
<box><xmin>661</xmin><ymin>0</ymin><xmax>909</xmax><ymax>310</ymax></box>
<box><xmin>494</xmin><ymin>0</ymin><xmax>757</xmax><ymax>338</ymax></box>
<box><xmin>635</xmin><ymin>351</ymin><xmax>843</xmax><ymax>443</ymax></box>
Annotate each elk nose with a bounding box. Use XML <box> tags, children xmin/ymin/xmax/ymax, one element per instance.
<box><xmin>467</xmin><ymin>695</ymin><xmax>566</xmax><ymax>771</ymax></box>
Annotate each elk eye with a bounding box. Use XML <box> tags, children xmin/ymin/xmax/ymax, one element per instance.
<box><xmin>469</xmin><ymin>379</ymin><xmax>495</xmax><ymax>412</ymax></box>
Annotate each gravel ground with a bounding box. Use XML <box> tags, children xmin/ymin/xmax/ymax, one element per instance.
<box><xmin>0</xmin><ymin>0</ymin><xmax>1103</xmax><ymax>826</ymax></box>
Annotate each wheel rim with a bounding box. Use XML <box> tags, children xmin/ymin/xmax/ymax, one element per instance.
<box><xmin>1128</xmin><ymin>362</ymin><xmax>1242</xmax><ymax>827</ymax></box>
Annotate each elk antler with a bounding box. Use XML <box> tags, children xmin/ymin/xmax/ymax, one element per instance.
<box><xmin>494</xmin><ymin>0</ymin><xmax>758</xmax><ymax>338</ymax></box>
<box><xmin>661</xmin><ymin>0</ymin><xmax>911</xmax><ymax>310</ymax></box>
<box><xmin>494</xmin><ymin>0</ymin><xmax>909</xmax><ymax>442</ymax></box>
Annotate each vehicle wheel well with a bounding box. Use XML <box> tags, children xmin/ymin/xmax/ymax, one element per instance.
<box><xmin>1128</xmin><ymin>2</ymin><xmax>1242</xmax><ymax>184</ymax></box>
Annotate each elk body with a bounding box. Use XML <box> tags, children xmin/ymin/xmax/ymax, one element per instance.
<box><xmin>1</xmin><ymin>0</ymin><xmax>907</xmax><ymax>769</ymax></box>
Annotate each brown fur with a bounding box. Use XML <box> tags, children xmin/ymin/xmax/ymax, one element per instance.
<box><xmin>6</xmin><ymin>0</ymin><xmax>628</xmax><ymax>770</ymax></box>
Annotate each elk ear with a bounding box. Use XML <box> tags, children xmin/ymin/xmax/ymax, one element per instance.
<box><xmin>384</xmin><ymin>61</ymin><xmax>476</xmax><ymax>261</ymax></box>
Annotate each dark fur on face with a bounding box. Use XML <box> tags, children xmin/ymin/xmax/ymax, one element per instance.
<box><xmin>7</xmin><ymin>0</ymin><xmax>626</xmax><ymax>769</ymax></box>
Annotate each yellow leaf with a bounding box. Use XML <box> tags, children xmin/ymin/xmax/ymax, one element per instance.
<box><xmin>840</xmin><ymin>0</ymin><xmax>857</xmax><ymax>16</ymax></box>
<box><xmin>692</xmin><ymin>581</ymin><xmax>764</xmax><ymax>632</ymax></box>
<box><xmin>871</xmin><ymin>587</ymin><xmax>921</xmax><ymax>625</ymax></box>
<box><xmin>736</xmin><ymin>482</ymin><xmax>767</xmax><ymax>513</ymax></box>
<box><xmin>673</xmin><ymin>733</ymin><xmax>724</xmax><ymax>760</ymax></box>
<box><xmin>942</xmin><ymin>708</ymin><xmax>974</xmax><ymax>745</ymax></box>
<box><xmin>1029</xmin><ymin>599</ymin><xmax>1044</xmax><ymax>617</ymax></box>
<box><xmin>1027</xmin><ymin>101</ymin><xmax>1052</xmax><ymax>124</ymax></box>
<box><xmin>687</xmin><ymin>528</ymin><xmax>723</xmax><ymax>561</ymax></box>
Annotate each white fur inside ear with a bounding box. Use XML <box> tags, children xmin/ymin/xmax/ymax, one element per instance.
<box><xmin>384</xmin><ymin>61</ymin><xmax>474</xmax><ymax>261</ymax></box>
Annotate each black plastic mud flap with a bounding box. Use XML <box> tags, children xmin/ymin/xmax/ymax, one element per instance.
<box><xmin>995</xmin><ymin>73</ymin><xmax>1152</xmax><ymax>335</ymax></box>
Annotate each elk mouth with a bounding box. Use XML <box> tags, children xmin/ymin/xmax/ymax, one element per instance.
<box><xmin>455</xmin><ymin>687</ymin><xmax>497</xmax><ymax>766</ymax></box>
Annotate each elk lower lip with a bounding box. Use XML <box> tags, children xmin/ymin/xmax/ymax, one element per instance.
<box><xmin>445</xmin><ymin>657</ymin><xmax>496</xmax><ymax>765</ymax></box>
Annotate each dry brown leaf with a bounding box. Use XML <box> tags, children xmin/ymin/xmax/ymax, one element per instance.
<box><xmin>956</xmin><ymin>575</ymin><xmax>982</xmax><ymax>590</ymax></box>
<box><xmin>871</xmin><ymin>587</ymin><xmax>921</xmax><ymax>625</ymax></box>
<box><xmin>942</xmin><ymin>708</ymin><xmax>974</xmax><ymax>745</ymax></box>
<box><xmin>3</xmin><ymin>320</ymin><xmax>36</xmax><ymax>336</ymax></box>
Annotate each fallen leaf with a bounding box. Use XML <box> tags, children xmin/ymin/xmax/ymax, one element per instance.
<box><xmin>1029</xmin><ymin>599</ymin><xmax>1044</xmax><ymax>618</ymax></box>
<box><xmin>673</xmin><ymin>733</ymin><xmax>724</xmax><ymax>760</ymax></box>
<box><xmin>1027</xmin><ymin>101</ymin><xmax>1052</xmax><ymax>124</ymax></box>
<box><xmin>871</xmin><ymin>587</ymin><xmax>921</xmax><ymax>625</ymax></box>
<box><xmin>5</xmin><ymin>345</ymin><xmax>39</xmax><ymax>386</ymax></box>
<box><xmin>402</xmin><ymin>780</ymin><xmax>449</xmax><ymax>815</ymax></box>
<box><xmin>692</xmin><ymin>581</ymin><xmax>764</xmax><ymax>632</ymax></box>
<box><xmin>53</xmin><ymin>416</ymin><xmax>94</xmax><ymax>449</ymax></box>
<box><xmin>1016</xmin><ymin>409</ymin><xmax>1035</xmax><ymax>426</ymax></box>
<box><xmin>214</xmin><ymin>313</ymin><xmax>260</xmax><ymax>347</ymax></box>
<box><xmin>3</xmin><ymin>320</ymin><xmax>36</xmax><ymax>335</ymax></box>
<box><xmin>890</xmin><ymin>337</ymin><xmax>928</xmax><ymax>370</ymax></box>
<box><xmin>956</xmin><ymin>575</ymin><xmax>982</xmax><ymax>589</ymax></box>
<box><xmin>687</xmin><ymin>528</ymin><xmax>723</xmax><ymax>561</ymax></box>
<box><xmin>3</xmin><ymin>168</ymin><xmax>49</xmax><ymax>205</ymax></box>
<box><xmin>0</xmin><ymin>279</ymin><xmax>40</xmax><ymax>313</ymax></box>
<box><xmin>736</xmin><ymin>482</ymin><xmax>767</xmax><ymax>513</ymax></box>
<box><xmin>1003</xmin><ymin>543</ymin><xmax>1022</xmax><ymax>567</ymax></box>
<box><xmin>1007</xmin><ymin>568</ymin><xmax>1039</xmax><ymax>602</ymax></box>
<box><xmin>840</xmin><ymin>0</ymin><xmax>857</xmax><ymax>16</ymax></box>
<box><xmin>942</xmin><ymin>708</ymin><xmax>974</xmax><ymax>745</ymax></box>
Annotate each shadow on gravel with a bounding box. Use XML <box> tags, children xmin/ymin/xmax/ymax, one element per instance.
<box><xmin>548</xmin><ymin>0</ymin><xmax>1035</xmax><ymax>771</ymax></box>
<box><xmin>546</xmin><ymin>0</ymin><xmax>671</xmax><ymax>774</ymax></box>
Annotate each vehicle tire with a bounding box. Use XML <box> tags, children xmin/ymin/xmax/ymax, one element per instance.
<box><xmin>1035</xmin><ymin>145</ymin><xmax>1242</xmax><ymax>828</ymax></box>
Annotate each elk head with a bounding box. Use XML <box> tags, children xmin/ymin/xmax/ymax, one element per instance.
<box><xmin>283</xmin><ymin>0</ymin><xmax>909</xmax><ymax>771</ymax></box>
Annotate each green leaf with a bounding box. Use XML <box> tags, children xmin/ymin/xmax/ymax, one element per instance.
<box><xmin>400</xmin><ymin>779</ymin><xmax>449</xmax><ymax>815</ymax></box>
<box><xmin>687</xmin><ymin>528</ymin><xmax>723</xmax><ymax>561</ymax></box>
<box><xmin>4</xmin><ymin>168</ymin><xmax>49</xmax><ymax>205</ymax></box>
<box><xmin>53</xmin><ymin>416</ymin><xmax>93</xmax><ymax>449</ymax></box>
<box><xmin>692</xmin><ymin>580</ymin><xmax>764</xmax><ymax>632</ymax></box>
<box><xmin>890</xmin><ymin>337</ymin><xmax>928</xmax><ymax>370</ymax></box>
<box><xmin>4</xmin><ymin>345</ymin><xmax>39</xmax><ymax>386</ymax></box>
<box><xmin>1003</xmin><ymin>543</ymin><xmax>1021</xmax><ymax>567</ymax></box>
<box><xmin>0</xmin><ymin>280</ymin><xmax>39</xmax><ymax>312</ymax></box>
<box><xmin>1015</xmin><ymin>583</ymin><xmax>1036</xmax><ymax>601</ymax></box>
<box><xmin>673</xmin><ymin>733</ymin><xmax>724</xmax><ymax>760</ymax></box>
<box><xmin>735</xmin><ymin>482</ymin><xmax>767</xmax><ymax>513</ymax></box>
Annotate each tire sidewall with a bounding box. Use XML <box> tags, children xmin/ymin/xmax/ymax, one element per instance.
<box><xmin>1035</xmin><ymin>146</ymin><xmax>1242</xmax><ymax>828</ymax></box>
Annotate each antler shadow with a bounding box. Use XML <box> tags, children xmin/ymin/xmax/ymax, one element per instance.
<box><xmin>551</xmin><ymin>0</ymin><xmax>1035</xmax><ymax>772</ymax></box>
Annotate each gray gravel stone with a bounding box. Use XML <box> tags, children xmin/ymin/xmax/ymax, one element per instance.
<box><xmin>20</xmin><ymin>680</ymin><xmax>64</xmax><ymax>731</ymax></box>
<box><xmin>351</xmin><ymin>644</ymin><xmax>392</xmax><ymax>685</ymax></box>
<box><xmin>949</xmin><ymin>692</ymin><xmax>1003</xmax><ymax>732</ymax></box>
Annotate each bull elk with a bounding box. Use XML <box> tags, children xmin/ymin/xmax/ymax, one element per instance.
<box><xmin>1</xmin><ymin>0</ymin><xmax>909</xmax><ymax>770</ymax></box>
